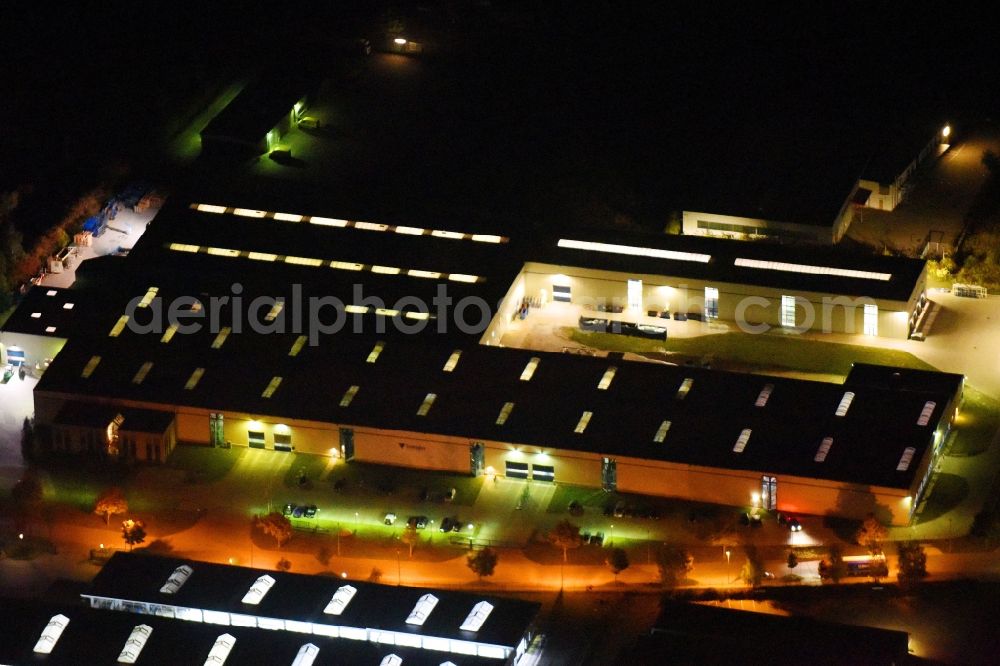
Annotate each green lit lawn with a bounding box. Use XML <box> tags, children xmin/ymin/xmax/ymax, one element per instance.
<box><xmin>948</xmin><ymin>388</ymin><xmax>1000</xmax><ymax>456</ymax></box>
<box><xmin>567</xmin><ymin>328</ymin><xmax>937</xmax><ymax>377</ymax></box>
<box><xmin>165</xmin><ymin>444</ymin><xmax>238</xmax><ymax>483</ymax></box>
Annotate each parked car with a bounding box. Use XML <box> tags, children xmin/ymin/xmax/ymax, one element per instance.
<box><xmin>384</xmin><ymin>512</ymin><xmax>397</xmax><ymax>526</ymax></box>
<box><xmin>444</xmin><ymin>488</ymin><xmax>457</xmax><ymax>503</ymax></box>
<box><xmin>439</xmin><ymin>517</ymin><xmax>456</xmax><ymax>532</ymax></box>
<box><xmin>613</xmin><ymin>501</ymin><xmax>626</xmax><ymax>518</ymax></box>
<box><xmin>590</xmin><ymin>532</ymin><xmax>605</xmax><ymax>546</ymax></box>
<box><xmin>304</xmin><ymin>505</ymin><xmax>318</xmax><ymax>518</ymax></box>
<box><xmin>407</xmin><ymin>516</ymin><xmax>429</xmax><ymax>530</ymax></box>
<box><xmin>292</xmin><ymin>505</ymin><xmax>305</xmax><ymax>518</ymax></box>
<box><xmin>282</xmin><ymin>503</ymin><xmax>295</xmax><ymax>516</ymax></box>
<box><xmin>778</xmin><ymin>512</ymin><xmax>802</xmax><ymax>532</ymax></box>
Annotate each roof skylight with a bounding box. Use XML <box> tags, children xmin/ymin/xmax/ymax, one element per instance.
<box><xmin>366</xmin><ymin>341</ymin><xmax>385</xmax><ymax>363</ymax></box>
<box><xmin>291</xmin><ymin>643</ymin><xmax>320</xmax><ymax>666</ymax></box>
<box><xmin>289</xmin><ymin>336</ymin><xmax>308</xmax><ymax>357</ymax></box>
<box><xmin>896</xmin><ymin>447</ymin><xmax>917</xmax><ymax>471</ymax></box>
<box><xmin>417</xmin><ymin>393</ymin><xmax>438</xmax><ymax>416</ymax></box>
<box><xmin>261</xmin><ymin>376</ymin><xmax>283</xmax><ymax>398</ymax></box>
<box><xmin>460</xmin><ymin>601</ymin><xmax>495</xmax><ymax>632</ymax></box>
<box><xmin>835</xmin><ymin>392</ymin><xmax>855</xmax><ymax>417</ymax></box>
<box><xmin>117</xmin><ymin>624</ymin><xmax>153</xmax><ymax>664</ymax></box>
<box><xmin>755</xmin><ymin>383</ymin><xmax>775</xmax><ymax>407</ymax></box>
<box><xmin>917</xmin><ymin>401</ymin><xmax>936</xmax><ymax>426</ymax></box>
<box><xmin>733</xmin><ymin>428</ymin><xmax>752</xmax><ymax>453</ymax></box>
<box><xmin>82</xmin><ymin>355</ymin><xmax>101</xmax><ymax>378</ymax></box>
<box><xmin>653</xmin><ymin>420</ymin><xmax>672</xmax><ymax>443</ymax></box>
<box><xmin>205</xmin><ymin>633</ymin><xmax>236</xmax><ymax>665</ymax></box>
<box><xmin>160</xmin><ymin>565</ymin><xmax>193</xmax><ymax>594</ymax></box>
<box><xmin>184</xmin><ymin>368</ymin><xmax>205</xmax><ymax>390</ymax></box>
<box><xmin>574</xmin><ymin>411</ymin><xmax>593</xmax><ymax>434</ymax></box>
<box><xmin>676</xmin><ymin>378</ymin><xmax>693</xmax><ymax>399</ymax></box>
<box><xmin>33</xmin><ymin>614</ymin><xmax>70</xmax><ymax>654</ymax></box>
<box><xmin>241</xmin><ymin>574</ymin><xmax>276</xmax><ymax>605</ymax></box>
<box><xmin>597</xmin><ymin>366</ymin><xmax>617</xmax><ymax>390</ymax></box>
<box><xmin>138</xmin><ymin>287</ymin><xmax>159</xmax><ymax>308</ymax></box>
<box><xmin>520</xmin><ymin>357</ymin><xmax>540</xmax><ymax>381</ymax></box>
<box><xmin>406</xmin><ymin>593</ymin><xmax>439</xmax><ymax>626</ymax></box>
<box><xmin>132</xmin><ymin>362</ymin><xmax>154</xmax><ymax>384</ymax></box>
<box><xmin>340</xmin><ymin>385</ymin><xmax>360</xmax><ymax>407</ymax></box>
<box><xmin>443</xmin><ymin>350</ymin><xmax>462</xmax><ymax>372</ymax></box>
<box><xmin>323</xmin><ymin>585</ymin><xmax>357</xmax><ymax>615</ymax></box>
<box><xmin>496</xmin><ymin>402</ymin><xmax>515</xmax><ymax>425</ymax></box>
<box><xmin>557</xmin><ymin>238</ymin><xmax>711</xmax><ymax>263</ymax></box>
<box><xmin>211</xmin><ymin>327</ymin><xmax>232</xmax><ymax>349</ymax></box>
<box><xmin>734</xmin><ymin>258</ymin><xmax>892</xmax><ymax>281</ymax></box>
<box><xmin>109</xmin><ymin>315</ymin><xmax>130</xmax><ymax>337</ymax></box>
<box><xmin>815</xmin><ymin>437</ymin><xmax>834</xmax><ymax>463</ymax></box>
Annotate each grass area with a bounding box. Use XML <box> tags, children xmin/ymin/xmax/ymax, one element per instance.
<box><xmin>0</xmin><ymin>534</ymin><xmax>57</xmax><ymax>560</ymax></box>
<box><xmin>322</xmin><ymin>460</ymin><xmax>484</xmax><ymax>507</ymax></box>
<box><xmin>915</xmin><ymin>473</ymin><xmax>970</xmax><ymax>524</ymax></box>
<box><xmin>948</xmin><ymin>388</ymin><xmax>1000</xmax><ymax>456</ymax></box>
<box><xmin>164</xmin><ymin>444</ymin><xmax>238</xmax><ymax>483</ymax></box>
<box><xmin>567</xmin><ymin>328</ymin><xmax>937</xmax><ymax>377</ymax></box>
<box><xmin>0</xmin><ymin>305</ymin><xmax>14</xmax><ymax>329</ymax></box>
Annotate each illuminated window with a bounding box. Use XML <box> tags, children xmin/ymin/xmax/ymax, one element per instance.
<box><xmin>324</xmin><ymin>585</ymin><xmax>357</xmax><ymax>615</ymax></box>
<box><xmin>233</xmin><ymin>208</ymin><xmax>266</xmax><ymax>218</ymax></box>
<box><xmin>676</xmin><ymin>378</ymin><xmax>693</xmax><ymax>399</ymax></box>
<box><xmin>417</xmin><ymin>393</ymin><xmax>437</xmax><ymax>416</ymax></box>
<box><xmin>653</xmin><ymin>420</ymin><xmax>672</xmax><ymax>443</ymax></box>
<box><xmin>117</xmin><ymin>624</ymin><xmax>153</xmax><ymax>664</ymax></box>
<box><xmin>248</xmin><ymin>251</ymin><xmax>278</xmax><ymax>262</ymax></box>
<box><xmin>443</xmin><ymin>350</ymin><xmax>462</xmax><ymax>372</ymax></box>
<box><xmin>355</xmin><ymin>221</ymin><xmax>389</xmax><ymax>232</ymax></box>
<box><xmin>815</xmin><ymin>437</ymin><xmax>833</xmax><ymax>463</ymax></box>
<box><xmin>265</xmin><ymin>301</ymin><xmax>284</xmax><ymax>322</ymax></box>
<box><xmin>168</xmin><ymin>243</ymin><xmax>200</xmax><ymax>252</ymax></box>
<box><xmin>195</xmin><ymin>203</ymin><xmax>227</xmax><ymax>213</ymax></box>
<box><xmin>597</xmin><ymin>366</ymin><xmax>617</xmax><ymax>390</ymax></box>
<box><xmin>289</xmin><ymin>336</ymin><xmax>308</xmax><ymax>356</ymax></box>
<box><xmin>371</xmin><ymin>265</ymin><xmax>401</xmax><ymax>275</ymax></box>
<box><xmin>206</xmin><ymin>247</ymin><xmax>241</xmax><ymax>257</ymax></box>
<box><xmin>780</xmin><ymin>295</ymin><xmax>796</xmax><ymax>328</ymax></box>
<box><xmin>285</xmin><ymin>256</ymin><xmax>323</xmax><ymax>266</ymax></box>
<box><xmin>138</xmin><ymin>287</ymin><xmax>159</xmax><ymax>308</ymax></box>
<box><xmin>864</xmin><ymin>303</ymin><xmax>878</xmax><ymax>336</ymax></box>
<box><xmin>262</xmin><ymin>376</ymin><xmax>283</xmax><ymax>398</ymax></box>
<box><xmin>340</xmin><ymin>385</ymin><xmax>360</xmax><ymax>407</ymax></box>
<box><xmin>896</xmin><ymin>447</ymin><xmax>917</xmax><ymax>471</ymax></box>
<box><xmin>574</xmin><ymin>411</ymin><xmax>593</xmax><ymax>434</ymax></box>
<box><xmin>330</xmin><ymin>261</ymin><xmax>364</xmax><ymax>271</ymax></box>
<box><xmin>395</xmin><ymin>226</ymin><xmax>425</xmax><ymax>235</ymax></box>
<box><xmin>205</xmin><ymin>633</ymin><xmax>236</xmax><ymax>664</ymax></box>
<box><xmin>520</xmin><ymin>357</ymin><xmax>540</xmax><ymax>381</ymax></box>
<box><xmin>184</xmin><ymin>368</ymin><xmax>205</xmax><ymax>390</ymax></box>
<box><xmin>274</xmin><ymin>212</ymin><xmax>303</xmax><ymax>222</ymax></box>
<box><xmin>366</xmin><ymin>342</ymin><xmax>385</xmax><ymax>363</ymax></box>
<box><xmin>310</xmin><ymin>216</ymin><xmax>349</xmax><ymax>227</ymax></box>
<box><xmin>448</xmin><ymin>273</ymin><xmax>479</xmax><ymax>283</ymax></box>
<box><xmin>835</xmin><ymin>391</ymin><xmax>855</xmax><ymax>416</ymax></box>
<box><xmin>496</xmin><ymin>402</ymin><xmax>515</xmax><ymax>425</ymax></box>
<box><xmin>557</xmin><ymin>238</ymin><xmax>711</xmax><ymax>263</ymax></box>
<box><xmin>160</xmin><ymin>565</ymin><xmax>193</xmax><ymax>594</ymax></box>
<box><xmin>291</xmin><ymin>643</ymin><xmax>320</xmax><ymax>666</ymax></box>
<box><xmin>406</xmin><ymin>593</ymin><xmax>439</xmax><ymax>626</ymax></box>
<box><xmin>160</xmin><ymin>323</ymin><xmax>179</xmax><ymax>343</ymax></box>
<box><xmin>733</xmin><ymin>428</ymin><xmax>752</xmax><ymax>453</ymax></box>
<box><xmin>211</xmin><ymin>327</ymin><xmax>232</xmax><ymax>349</ymax></box>
<box><xmin>460</xmin><ymin>601</ymin><xmax>495</xmax><ymax>632</ymax></box>
<box><xmin>408</xmin><ymin>269</ymin><xmax>442</xmax><ymax>279</ymax></box>
<box><xmin>734</xmin><ymin>258</ymin><xmax>892</xmax><ymax>281</ymax></box>
<box><xmin>109</xmin><ymin>315</ymin><xmax>130</xmax><ymax>337</ymax></box>
<box><xmin>132</xmin><ymin>362</ymin><xmax>154</xmax><ymax>384</ymax></box>
<box><xmin>81</xmin><ymin>355</ymin><xmax>101</xmax><ymax>378</ymax></box>
<box><xmin>917</xmin><ymin>401</ymin><xmax>936</xmax><ymax>426</ymax></box>
<box><xmin>754</xmin><ymin>383</ymin><xmax>774</xmax><ymax>407</ymax></box>
<box><xmin>33</xmin><ymin>614</ymin><xmax>70</xmax><ymax>654</ymax></box>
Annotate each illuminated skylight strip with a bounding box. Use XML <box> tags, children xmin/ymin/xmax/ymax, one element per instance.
<box><xmin>289</xmin><ymin>335</ymin><xmax>308</xmax><ymax>356</ymax></box>
<box><xmin>82</xmin><ymin>355</ymin><xmax>101</xmax><ymax>378</ymax></box>
<box><xmin>896</xmin><ymin>447</ymin><xmax>917</xmax><ymax>471</ymax></box>
<box><xmin>815</xmin><ymin>437</ymin><xmax>833</xmax><ymax>463</ymax></box>
<box><xmin>33</xmin><ymin>614</ymin><xmax>70</xmax><ymax>654</ymax></box>
<box><xmin>189</xmin><ymin>203</ymin><xmax>509</xmax><ymax>243</ymax></box>
<box><xmin>755</xmin><ymin>383</ymin><xmax>774</xmax><ymax>407</ymax></box>
<box><xmin>132</xmin><ymin>362</ymin><xmax>154</xmax><ymax>384</ymax></box>
<box><xmin>161</xmin><ymin>323</ymin><xmax>179</xmax><ymax>343</ymax></box>
<box><xmin>285</xmin><ymin>256</ymin><xmax>323</xmax><ymax>267</ymax></box>
<box><xmin>160</xmin><ymin>565</ymin><xmax>193</xmax><ymax>594</ymax></box>
<box><xmin>676</xmin><ymin>378</ymin><xmax>693</xmax><ymax>399</ymax></box>
<box><xmin>291</xmin><ymin>643</ymin><xmax>320</xmax><ymax>666</ymax></box>
<box><xmin>443</xmin><ymin>350</ymin><xmax>462</xmax><ymax>372</ymax></box>
<box><xmin>242</xmin><ymin>574</ymin><xmax>276</xmax><ymax>605</ymax></box>
<box><xmin>330</xmin><ymin>261</ymin><xmax>364</xmax><ymax>271</ymax></box>
<box><xmin>405</xmin><ymin>311</ymin><xmax>431</xmax><ymax>320</ymax></box>
<box><xmin>117</xmin><ymin>624</ymin><xmax>153</xmax><ymax>664</ymax></box>
<box><xmin>168</xmin><ymin>243</ymin><xmax>200</xmax><ymax>252</ymax></box>
<box><xmin>340</xmin><ymin>385</ymin><xmax>360</xmax><ymax>407</ymax></box>
<box><xmin>496</xmin><ymin>402</ymin><xmax>515</xmax><ymax>425</ymax></box>
<box><xmin>448</xmin><ymin>273</ymin><xmax>479</xmax><ymax>283</ymax></box>
<box><xmin>733</xmin><ymin>428</ymin><xmax>752</xmax><ymax>453</ymax></box>
<box><xmin>408</xmin><ymin>269</ymin><xmax>442</xmax><ymax>279</ymax></box>
<box><xmin>324</xmin><ymin>585</ymin><xmax>357</xmax><ymax>615</ymax></box>
<box><xmin>835</xmin><ymin>391</ymin><xmax>855</xmax><ymax>417</ymax></box>
<box><xmin>917</xmin><ymin>401</ymin><xmax>936</xmax><ymax>426</ymax></box>
<box><xmin>417</xmin><ymin>393</ymin><xmax>437</xmax><ymax>416</ymax></box>
<box><xmin>265</xmin><ymin>301</ymin><xmax>284</xmax><ymax>322</ymax></box>
<box><xmin>597</xmin><ymin>366</ymin><xmax>617</xmax><ymax>390</ymax></box>
<box><xmin>372</xmin><ymin>265</ymin><xmax>401</xmax><ymax>275</ymax></box>
<box><xmin>574</xmin><ymin>411</ymin><xmax>593</xmax><ymax>434</ymax></box>
<box><xmin>247</xmin><ymin>250</ymin><xmax>276</xmax><ymax>261</ymax></box>
<box><xmin>520</xmin><ymin>357</ymin><xmax>540</xmax><ymax>381</ymax></box>
<box><xmin>262</xmin><ymin>376</ymin><xmax>283</xmax><ymax>398</ymax></box>
<box><xmin>206</xmin><ymin>633</ymin><xmax>236</xmax><ymax>664</ymax></box>
<box><xmin>109</xmin><ymin>315</ymin><xmax>130</xmax><ymax>337</ymax></box>
<box><xmin>138</xmin><ymin>286</ymin><xmax>159</xmax><ymax>308</ymax></box>
<box><xmin>460</xmin><ymin>601</ymin><xmax>494</xmax><ymax>632</ymax></box>
<box><xmin>211</xmin><ymin>327</ymin><xmax>232</xmax><ymax>349</ymax></box>
<box><xmin>184</xmin><ymin>368</ymin><xmax>205</xmax><ymax>390</ymax></box>
<box><xmin>733</xmin><ymin>258</ymin><xmax>892</xmax><ymax>281</ymax></box>
<box><xmin>206</xmin><ymin>247</ymin><xmax>241</xmax><ymax>257</ymax></box>
<box><xmin>366</xmin><ymin>341</ymin><xmax>385</xmax><ymax>363</ymax></box>
<box><xmin>345</xmin><ymin>305</ymin><xmax>368</xmax><ymax>314</ymax></box>
<box><xmin>653</xmin><ymin>420</ymin><xmax>672</xmax><ymax>443</ymax></box>
<box><xmin>557</xmin><ymin>238</ymin><xmax>711</xmax><ymax>263</ymax></box>
<box><xmin>406</xmin><ymin>593</ymin><xmax>439</xmax><ymax>626</ymax></box>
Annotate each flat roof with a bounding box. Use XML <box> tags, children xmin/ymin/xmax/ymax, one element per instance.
<box><xmin>88</xmin><ymin>553</ymin><xmax>538</xmax><ymax>650</ymax></box>
<box><xmin>201</xmin><ymin>75</ymin><xmax>311</xmax><ymax>143</ymax></box>
<box><xmin>53</xmin><ymin>401</ymin><xmax>175</xmax><ymax>434</ymax></box>
<box><xmin>534</xmin><ymin>228</ymin><xmax>926</xmax><ymax>302</ymax></box>
<box><xmin>0</xmin><ymin>598</ymin><xmax>497</xmax><ymax>666</ymax></box>
<box><xmin>38</xmin><ymin>329</ymin><xmax>955</xmax><ymax>489</ymax></box>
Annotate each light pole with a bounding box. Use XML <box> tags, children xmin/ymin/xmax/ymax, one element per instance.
<box><xmin>610</xmin><ymin>524</ymin><xmax>614</xmax><ymax>547</ymax></box>
<box><xmin>354</xmin><ymin>512</ymin><xmax>359</xmax><ymax>534</ymax></box>
<box><xmin>396</xmin><ymin>548</ymin><xmax>401</xmax><ymax>586</ymax></box>
<box><xmin>724</xmin><ymin>547</ymin><xmax>732</xmax><ymax>583</ymax></box>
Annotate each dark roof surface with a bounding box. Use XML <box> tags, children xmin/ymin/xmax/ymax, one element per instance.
<box><xmin>53</xmin><ymin>400</ymin><xmax>175</xmax><ymax>434</ymax></box>
<box><xmin>88</xmin><ymin>553</ymin><xmax>538</xmax><ymax>649</ymax></box>
<box><xmin>0</xmin><ymin>598</ymin><xmax>496</xmax><ymax>666</ymax></box>
<box><xmin>201</xmin><ymin>75</ymin><xmax>311</xmax><ymax>142</ymax></box>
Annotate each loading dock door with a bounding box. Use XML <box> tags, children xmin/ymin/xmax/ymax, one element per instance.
<box><xmin>532</xmin><ymin>464</ymin><xmax>555</xmax><ymax>482</ymax></box>
<box><xmin>505</xmin><ymin>461</ymin><xmax>529</xmax><ymax>479</ymax></box>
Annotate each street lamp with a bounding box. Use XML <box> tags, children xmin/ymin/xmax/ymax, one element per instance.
<box><xmin>610</xmin><ymin>524</ymin><xmax>614</xmax><ymax>547</ymax></box>
<box><xmin>725</xmin><ymin>547</ymin><xmax>732</xmax><ymax>583</ymax></box>
<box><xmin>396</xmin><ymin>549</ymin><xmax>402</xmax><ymax>586</ymax></box>
<box><xmin>942</xmin><ymin>124</ymin><xmax>951</xmax><ymax>140</ymax></box>
<box><xmin>354</xmin><ymin>512</ymin><xmax>359</xmax><ymax>533</ymax></box>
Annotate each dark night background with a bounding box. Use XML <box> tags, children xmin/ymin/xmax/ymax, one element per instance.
<box><xmin>1</xmin><ymin>2</ymin><xmax>997</xmax><ymax>243</ymax></box>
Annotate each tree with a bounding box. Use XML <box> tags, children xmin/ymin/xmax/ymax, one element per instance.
<box><xmin>606</xmin><ymin>547</ymin><xmax>629</xmax><ymax>581</ymax></box>
<box><xmin>897</xmin><ymin>541</ymin><xmax>928</xmax><ymax>582</ymax></box>
<box><xmin>276</xmin><ymin>557</ymin><xmax>292</xmax><ymax>572</ymax></box>
<box><xmin>20</xmin><ymin>417</ymin><xmax>35</xmax><ymax>463</ymax></box>
<box><xmin>820</xmin><ymin>544</ymin><xmax>848</xmax><ymax>584</ymax></box>
<box><xmin>656</xmin><ymin>544</ymin><xmax>694</xmax><ymax>588</ymax></box>
<box><xmin>787</xmin><ymin>551</ymin><xmax>798</xmax><ymax>569</ymax></box>
<box><xmin>368</xmin><ymin>567</ymin><xmax>383</xmax><ymax>583</ymax></box>
<box><xmin>121</xmin><ymin>519</ymin><xmax>147</xmax><ymax>551</ymax></box>
<box><xmin>467</xmin><ymin>547</ymin><xmax>499</xmax><ymax>581</ymax></box>
<box><xmin>855</xmin><ymin>513</ymin><xmax>888</xmax><ymax>556</ymax></box>
<box><xmin>739</xmin><ymin>545</ymin><xmax>765</xmax><ymax>588</ymax></box>
<box><xmin>401</xmin><ymin>524</ymin><xmax>419</xmax><ymax>557</ymax></box>
<box><xmin>547</xmin><ymin>520</ymin><xmax>582</xmax><ymax>563</ymax></box>
<box><xmin>11</xmin><ymin>469</ymin><xmax>44</xmax><ymax>534</ymax></box>
<box><xmin>254</xmin><ymin>512</ymin><xmax>292</xmax><ymax>548</ymax></box>
<box><xmin>94</xmin><ymin>487</ymin><xmax>129</xmax><ymax>525</ymax></box>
